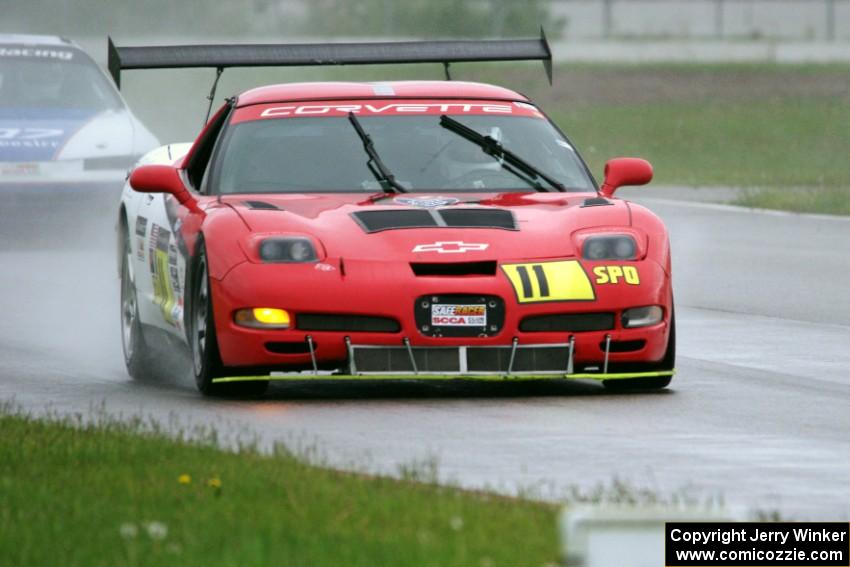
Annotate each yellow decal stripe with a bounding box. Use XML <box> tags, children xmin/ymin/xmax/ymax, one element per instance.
<box><xmin>153</xmin><ymin>250</ymin><xmax>176</xmax><ymax>324</ymax></box>
<box><xmin>501</xmin><ymin>260</ymin><xmax>595</xmax><ymax>303</ymax></box>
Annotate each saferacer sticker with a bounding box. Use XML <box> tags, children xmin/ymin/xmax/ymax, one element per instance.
<box><xmin>431</xmin><ymin>304</ymin><xmax>487</xmax><ymax>327</ymax></box>
<box><xmin>232</xmin><ymin>99</ymin><xmax>545</xmax><ymax>123</ymax></box>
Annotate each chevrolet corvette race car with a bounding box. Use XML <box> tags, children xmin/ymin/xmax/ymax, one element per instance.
<box><xmin>0</xmin><ymin>34</ymin><xmax>157</xmax><ymax>195</ymax></box>
<box><xmin>112</xmin><ymin>36</ymin><xmax>674</xmax><ymax>396</ymax></box>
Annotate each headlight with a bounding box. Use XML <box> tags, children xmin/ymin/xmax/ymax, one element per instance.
<box><xmin>582</xmin><ymin>235</ymin><xmax>637</xmax><ymax>260</ymax></box>
<box><xmin>234</xmin><ymin>308</ymin><xmax>291</xmax><ymax>329</ymax></box>
<box><xmin>259</xmin><ymin>237</ymin><xmax>317</xmax><ymax>263</ymax></box>
<box><xmin>622</xmin><ymin>306</ymin><xmax>663</xmax><ymax>328</ymax></box>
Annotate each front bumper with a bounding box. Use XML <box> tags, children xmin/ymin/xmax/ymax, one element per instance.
<box><xmin>211</xmin><ymin>255</ymin><xmax>672</xmax><ymax>375</ymax></box>
<box><xmin>210</xmin><ymin>255</ymin><xmax>673</xmax><ymax>376</ymax></box>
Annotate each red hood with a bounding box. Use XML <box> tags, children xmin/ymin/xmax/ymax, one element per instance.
<box><xmin>223</xmin><ymin>192</ymin><xmax>630</xmax><ymax>262</ymax></box>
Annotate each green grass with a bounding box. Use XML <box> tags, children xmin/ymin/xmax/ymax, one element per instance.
<box><xmin>551</xmin><ymin>98</ymin><xmax>850</xmax><ymax>189</ymax></box>
<box><xmin>735</xmin><ymin>186</ymin><xmax>850</xmax><ymax>215</ymax></box>
<box><xmin>0</xmin><ymin>411</ymin><xmax>558</xmax><ymax>567</ymax></box>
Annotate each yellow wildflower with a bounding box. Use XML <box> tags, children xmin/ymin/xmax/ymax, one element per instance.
<box><xmin>207</xmin><ymin>477</ymin><xmax>222</xmax><ymax>489</ymax></box>
<box><xmin>177</xmin><ymin>474</ymin><xmax>192</xmax><ymax>485</ymax></box>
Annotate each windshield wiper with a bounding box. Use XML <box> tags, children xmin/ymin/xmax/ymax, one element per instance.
<box><xmin>347</xmin><ymin>112</ymin><xmax>407</xmax><ymax>194</ymax></box>
<box><xmin>439</xmin><ymin>115</ymin><xmax>566</xmax><ymax>192</ymax></box>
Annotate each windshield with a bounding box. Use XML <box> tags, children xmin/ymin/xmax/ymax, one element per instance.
<box><xmin>0</xmin><ymin>47</ymin><xmax>122</xmax><ymax>111</ymax></box>
<box><xmin>214</xmin><ymin>102</ymin><xmax>595</xmax><ymax>194</ymax></box>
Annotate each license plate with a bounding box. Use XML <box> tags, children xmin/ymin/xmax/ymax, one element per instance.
<box><xmin>431</xmin><ymin>304</ymin><xmax>487</xmax><ymax>327</ymax></box>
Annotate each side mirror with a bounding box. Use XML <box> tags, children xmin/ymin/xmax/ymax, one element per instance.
<box><xmin>599</xmin><ymin>158</ymin><xmax>653</xmax><ymax>198</ymax></box>
<box><xmin>129</xmin><ymin>165</ymin><xmax>199</xmax><ymax>210</ymax></box>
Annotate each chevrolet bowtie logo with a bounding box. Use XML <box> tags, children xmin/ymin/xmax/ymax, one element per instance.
<box><xmin>412</xmin><ymin>241</ymin><xmax>489</xmax><ymax>254</ymax></box>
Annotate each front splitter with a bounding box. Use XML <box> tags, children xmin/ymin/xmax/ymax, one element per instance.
<box><xmin>211</xmin><ymin>370</ymin><xmax>675</xmax><ymax>384</ymax></box>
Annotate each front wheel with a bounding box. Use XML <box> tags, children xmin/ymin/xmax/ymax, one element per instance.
<box><xmin>189</xmin><ymin>241</ymin><xmax>268</xmax><ymax>398</ymax></box>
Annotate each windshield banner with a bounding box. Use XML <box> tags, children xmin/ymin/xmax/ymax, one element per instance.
<box><xmin>232</xmin><ymin>99</ymin><xmax>544</xmax><ymax>124</ymax></box>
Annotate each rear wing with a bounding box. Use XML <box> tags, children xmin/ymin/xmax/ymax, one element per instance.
<box><xmin>106</xmin><ymin>31</ymin><xmax>553</xmax><ymax>89</ymax></box>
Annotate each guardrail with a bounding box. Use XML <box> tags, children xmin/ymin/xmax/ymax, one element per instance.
<box><xmin>552</xmin><ymin>0</ymin><xmax>849</xmax><ymax>41</ymax></box>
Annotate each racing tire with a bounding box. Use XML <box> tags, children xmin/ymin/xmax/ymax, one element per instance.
<box><xmin>602</xmin><ymin>310</ymin><xmax>675</xmax><ymax>392</ymax></box>
<box><xmin>121</xmin><ymin>221</ymin><xmax>158</xmax><ymax>381</ymax></box>
<box><xmin>189</xmin><ymin>239</ymin><xmax>268</xmax><ymax>398</ymax></box>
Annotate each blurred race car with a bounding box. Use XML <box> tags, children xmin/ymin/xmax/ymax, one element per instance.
<box><xmin>0</xmin><ymin>34</ymin><xmax>157</xmax><ymax>199</ymax></box>
<box><xmin>112</xmin><ymin>36</ymin><xmax>674</xmax><ymax>396</ymax></box>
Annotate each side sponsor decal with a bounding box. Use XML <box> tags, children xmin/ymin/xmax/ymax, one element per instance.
<box><xmin>501</xmin><ymin>260</ymin><xmax>595</xmax><ymax>303</ymax></box>
<box><xmin>167</xmin><ymin>238</ymin><xmax>183</xmax><ymax>328</ymax></box>
<box><xmin>593</xmin><ymin>265</ymin><xmax>640</xmax><ymax>285</ymax></box>
<box><xmin>148</xmin><ymin>223</ymin><xmax>182</xmax><ymax>329</ymax></box>
<box><xmin>134</xmin><ymin>216</ymin><xmax>147</xmax><ymax>261</ymax></box>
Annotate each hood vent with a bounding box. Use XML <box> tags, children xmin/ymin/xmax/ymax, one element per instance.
<box><xmin>296</xmin><ymin>313</ymin><xmax>400</xmax><ymax>333</ymax></box>
<box><xmin>352</xmin><ymin>208</ymin><xmax>516</xmax><ymax>233</ymax></box>
<box><xmin>519</xmin><ymin>312</ymin><xmax>615</xmax><ymax>332</ymax></box>
<box><xmin>438</xmin><ymin>208</ymin><xmax>515</xmax><ymax>228</ymax></box>
<box><xmin>244</xmin><ymin>200</ymin><xmax>282</xmax><ymax>210</ymax></box>
<box><xmin>581</xmin><ymin>197</ymin><xmax>612</xmax><ymax>208</ymax></box>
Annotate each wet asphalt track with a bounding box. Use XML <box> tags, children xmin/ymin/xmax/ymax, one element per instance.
<box><xmin>1</xmin><ymin>193</ymin><xmax>849</xmax><ymax>518</ymax></box>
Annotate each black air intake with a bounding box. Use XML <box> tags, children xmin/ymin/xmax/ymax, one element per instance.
<box><xmin>352</xmin><ymin>208</ymin><xmax>516</xmax><ymax>233</ymax></box>
<box><xmin>519</xmin><ymin>312</ymin><xmax>615</xmax><ymax>332</ymax></box>
<box><xmin>466</xmin><ymin>346</ymin><xmax>570</xmax><ymax>372</ymax></box>
<box><xmin>244</xmin><ymin>200</ymin><xmax>281</xmax><ymax>210</ymax></box>
<box><xmin>349</xmin><ymin>344</ymin><xmax>570</xmax><ymax>373</ymax></box>
<box><xmin>265</xmin><ymin>341</ymin><xmax>314</xmax><ymax>354</ymax></box>
<box><xmin>438</xmin><ymin>208</ymin><xmax>515</xmax><ymax>229</ymax></box>
<box><xmin>599</xmin><ymin>339</ymin><xmax>646</xmax><ymax>353</ymax></box>
<box><xmin>353</xmin><ymin>347</ymin><xmax>461</xmax><ymax>373</ymax></box>
<box><xmin>410</xmin><ymin>261</ymin><xmax>497</xmax><ymax>276</ymax></box>
<box><xmin>296</xmin><ymin>313</ymin><xmax>400</xmax><ymax>333</ymax></box>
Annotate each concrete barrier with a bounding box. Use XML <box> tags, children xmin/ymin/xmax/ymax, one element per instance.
<box><xmin>552</xmin><ymin>39</ymin><xmax>850</xmax><ymax>63</ymax></box>
<box><xmin>559</xmin><ymin>504</ymin><xmax>745</xmax><ymax>567</ymax></box>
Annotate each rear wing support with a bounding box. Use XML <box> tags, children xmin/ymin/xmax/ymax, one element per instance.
<box><xmin>204</xmin><ymin>67</ymin><xmax>224</xmax><ymax>124</ymax></box>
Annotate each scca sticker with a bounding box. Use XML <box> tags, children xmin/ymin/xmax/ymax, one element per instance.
<box><xmin>431</xmin><ymin>304</ymin><xmax>486</xmax><ymax>326</ymax></box>
<box><xmin>501</xmin><ymin>261</ymin><xmax>595</xmax><ymax>303</ymax></box>
<box><xmin>593</xmin><ymin>266</ymin><xmax>640</xmax><ymax>285</ymax></box>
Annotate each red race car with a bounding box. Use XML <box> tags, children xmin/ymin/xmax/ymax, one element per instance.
<box><xmin>112</xmin><ymin>35</ymin><xmax>674</xmax><ymax>396</ymax></box>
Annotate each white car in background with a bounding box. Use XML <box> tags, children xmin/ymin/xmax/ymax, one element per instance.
<box><xmin>0</xmin><ymin>34</ymin><xmax>157</xmax><ymax>198</ymax></box>
<box><xmin>0</xmin><ymin>34</ymin><xmax>158</xmax><ymax>245</ymax></box>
